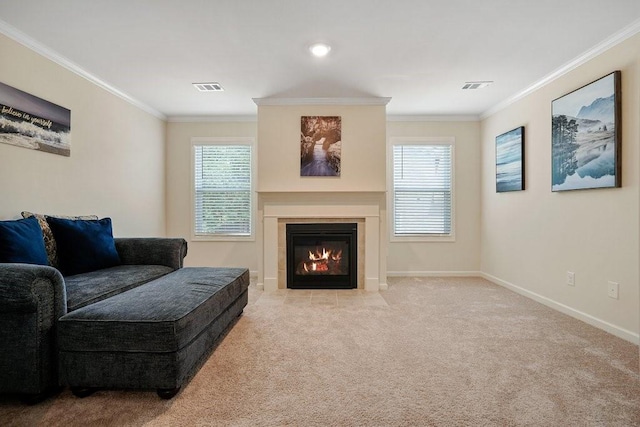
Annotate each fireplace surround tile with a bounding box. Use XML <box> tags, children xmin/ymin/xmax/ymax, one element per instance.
<box><xmin>259</xmin><ymin>193</ymin><xmax>386</xmax><ymax>292</ymax></box>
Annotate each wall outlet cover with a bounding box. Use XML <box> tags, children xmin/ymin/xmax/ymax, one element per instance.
<box><xmin>607</xmin><ymin>281</ymin><xmax>619</xmax><ymax>299</ymax></box>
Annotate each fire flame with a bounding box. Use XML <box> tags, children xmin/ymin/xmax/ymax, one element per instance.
<box><xmin>308</xmin><ymin>248</ymin><xmax>329</xmax><ymax>261</ymax></box>
<box><xmin>300</xmin><ymin>248</ymin><xmax>344</xmax><ymax>273</ymax></box>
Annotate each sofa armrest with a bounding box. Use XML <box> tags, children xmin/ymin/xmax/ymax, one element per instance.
<box><xmin>0</xmin><ymin>263</ymin><xmax>67</xmax><ymax>394</ymax></box>
<box><xmin>0</xmin><ymin>263</ymin><xmax>66</xmax><ymax>315</ymax></box>
<box><xmin>114</xmin><ymin>238</ymin><xmax>188</xmax><ymax>270</ymax></box>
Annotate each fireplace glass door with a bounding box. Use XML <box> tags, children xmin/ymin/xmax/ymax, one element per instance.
<box><xmin>286</xmin><ymin>223</ymin><xmax>357</xmax><ymax>289</ymax></box>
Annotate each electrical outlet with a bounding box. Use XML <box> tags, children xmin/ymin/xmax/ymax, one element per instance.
<box><xmin>607</xmin><ymin>281</ymin><xmax>619</xmax><ymax>299</ymax></box>
<box><xmin>567</xmin><ymin>271</ymin><xmax>575</xmax><ymax>286</ymax></box>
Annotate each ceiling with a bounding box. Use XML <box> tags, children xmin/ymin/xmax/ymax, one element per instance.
<box><xmin>1</xmin><ymin>0</ymin><xmax>640</xmax><ymax>120</ymax></box>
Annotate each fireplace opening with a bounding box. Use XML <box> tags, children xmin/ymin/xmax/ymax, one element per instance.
<box><xmin>286</xmin><ymin>223</ymin><xmax>357</xmax><ymax>289</ymax></box>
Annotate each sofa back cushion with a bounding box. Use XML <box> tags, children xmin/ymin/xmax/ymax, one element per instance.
<box><xmin>0</xmin><ymin>216</ymin><xmax>49</xmax><ymax>265</ymax></box>
<box><xmin>46</xmin><ymin>217</ymin><xmax>121</xmax><ymax>276</ymax></box>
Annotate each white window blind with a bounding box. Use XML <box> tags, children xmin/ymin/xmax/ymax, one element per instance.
<box><xmin>194</xmin><ymin>144</ymin><xmax>252</xmax><ymax>236</ymax></box>
<box><xmin>392</xmin><ymin>144</ymin><xmax>452</xmax><ymax>236</ymax></box>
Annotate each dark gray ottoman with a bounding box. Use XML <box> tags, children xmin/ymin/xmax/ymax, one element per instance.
<box><xmin>57</xmin><ymin>267</ymin><xmax>249</xmax><ymax>398</ymax></box>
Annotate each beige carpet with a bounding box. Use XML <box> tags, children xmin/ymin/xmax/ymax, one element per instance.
<box><xmin>1</xmin><ymin>277</ymin><xmax>639</xmax><ymax>426</ymax></box>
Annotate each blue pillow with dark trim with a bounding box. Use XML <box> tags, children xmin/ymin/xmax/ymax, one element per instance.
<box><xmin>46</xmin><ymin>217</ymin><xmax>121</xmax><ymax>276</ymax></box>
<box><xmin>0</xmin><ymin>216</ymin><xmax>49</xmax><ymax>265</ymax></box>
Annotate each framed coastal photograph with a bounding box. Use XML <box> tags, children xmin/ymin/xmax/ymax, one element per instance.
<box><xmin>0</xmin><ymin>81</ymin><xmax>71</xmax><ymax>156</ymax></box>
<box><xmin>496</xmin><ymin>126</ymin><xmax>525</xmax><ymax>192</ymax></box>
<box><xmin>300</xmin><ymin>116</ymin><xmax>341</xmax><ymax>176</ymax></box>
<box><xmin>551</xmin><ymin>71</ymin><xmax>621</xmax><ymax>191</ymax></box>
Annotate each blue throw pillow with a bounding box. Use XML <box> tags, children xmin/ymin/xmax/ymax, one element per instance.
<box><xmin>46</xmin><ymin>217</ymin><xmax>121</xmax><ymax>276</ymax></box>
<box><xmin>0</xmin><ymin>216</ymin><xmax>49</xmax><ymax>265</ymax></box>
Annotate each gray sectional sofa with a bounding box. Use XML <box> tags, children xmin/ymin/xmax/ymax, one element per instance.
<box><xmin>0</xmin><ymin>237</ymin><xmax>249</xmax><ymax>402</ymax></box>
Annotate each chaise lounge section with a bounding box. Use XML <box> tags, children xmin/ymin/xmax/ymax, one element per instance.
<box><xmin>57</xmin><ymin>267</ymin><xmax>249</xmax><ymax>399</ymax></box>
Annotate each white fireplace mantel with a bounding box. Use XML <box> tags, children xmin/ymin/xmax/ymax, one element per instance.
<box><xmin>257</xmin><ymin>192</ymin><xmax>387</xmax><ymax>292</ymax></box>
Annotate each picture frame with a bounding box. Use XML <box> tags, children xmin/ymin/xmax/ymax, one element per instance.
<box><xmin>0</xmin><ymin>81</ymin><xmax>71</xmax><ymax>157</ymax></box>
<box><xmin>300</xmin><ymin>116</ymin><xmax>341</xmax><ymax>177</ymax></box>
<box><xmin>551</xmin><ymin>71</ymin><xmax>621</xmax><ymax>191</ymax></box>
<box><xmin>496</xmin><ymin>126</ymin><xmax>525</xmax><ymax>192</ymax></box>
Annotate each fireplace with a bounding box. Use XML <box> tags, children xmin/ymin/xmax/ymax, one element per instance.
<box><xmin>286</xmin><ymin>223</ymin><xmax>357</xmax><ymax>289</ymax></box>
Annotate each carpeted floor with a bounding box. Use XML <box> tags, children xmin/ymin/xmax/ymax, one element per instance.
<box><xmin>1</xmin><ymin>276</ymin><xmax>639</xmax><ymax>426</ymax></box>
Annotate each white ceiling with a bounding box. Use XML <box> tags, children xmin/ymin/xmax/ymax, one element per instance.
<box><xmin>1</xmin><ymin>0</ymin><xmax>640</xmax><ymax>120</ymax></box>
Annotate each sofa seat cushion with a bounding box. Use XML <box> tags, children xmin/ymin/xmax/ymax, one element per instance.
<box><xmin>58</xmin><ymin>267</ymin><xmax>249</xmax><ymax>353</ymax></box>
<box><xmin>65</xmin><ymin>265</ymin><xmax>174</xmax><ymax>311</ymax></box>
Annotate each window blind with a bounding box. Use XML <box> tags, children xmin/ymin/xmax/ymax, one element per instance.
<box><xmin>392</xmin><ymin>144</ymin><xmax>452</xmax><ymax>236</ymax></box>
<box><xmin>194</xmin><ymin>144</ymin><xmax>252</xmax><ymax>236</ymax></box>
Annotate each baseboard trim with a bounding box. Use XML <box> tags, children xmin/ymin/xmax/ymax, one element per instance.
<box><xmin>481</xmin><ymin>272</ymin><xmax>639</xmax><ymax>345</ymax></box>
<box><xmin>387</xmin><ymin>270</ymin><xmax>482</xmax><ymax>277</ymax></box>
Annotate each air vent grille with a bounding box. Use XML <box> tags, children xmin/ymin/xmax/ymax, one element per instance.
<box><xmin>462</xmin><ymin>81</ymin><xmax>493</xmax><ymax>90</ymax></box>
<box><xmin>193</xmin><ymin>82</ymin><xmax>224</xmax><ymax>92</ymax></box>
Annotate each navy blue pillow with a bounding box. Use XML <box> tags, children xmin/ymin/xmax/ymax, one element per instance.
<box><xmin>46</xmin><ymin>217</ymin><xmax>121</xmax><ymax>276</ymax></box>
<box><xmin>0</xmin><ymin>216</ymin><xmax>49</xmax><ymax>265</ymax></box>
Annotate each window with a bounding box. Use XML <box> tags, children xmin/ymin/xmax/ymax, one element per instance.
<box><xmin>390</xmin><ymin>138</ymin><xmax>454</xmax><ymax>240</ymax></box>
<box><xmin>192</xmin><ymin>138</ymin><xmax>254</xmax><ymax>240</ymax></box>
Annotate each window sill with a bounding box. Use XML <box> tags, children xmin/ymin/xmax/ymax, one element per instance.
<box><xmin>191</xmin><ymin>235</ymin><xmax>255</xmax><ymax>242</ymax></box>
<box><xmin>390</xmin><ymin>234</ymin><xmax>456</xmax><ymax>243</ymax></box>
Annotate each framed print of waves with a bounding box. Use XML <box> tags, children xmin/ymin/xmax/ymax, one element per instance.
<box><xmin>496</xmin><ymin>126</ymin><xmax>525</xmax><ymax>192</ymax></box>
<box><xmin>0</xmin><ymin>81</ymin><xmax>71</xmax><ymax>157</ymax></box>
<box><xmin>551</xmin><ymin>71</ymin><xmax>621</xmax><ymax>191</ymax></box>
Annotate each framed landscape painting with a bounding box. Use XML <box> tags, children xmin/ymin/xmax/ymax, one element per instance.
<box><xmin>551</xmin><ymin>71</ymin><xmax>621</xmax><ymax>191</ymax></box>
<box><xmin>496</xmin><ymin>126</ymin><xmax>525</xmax><ymax>192</ymax></box>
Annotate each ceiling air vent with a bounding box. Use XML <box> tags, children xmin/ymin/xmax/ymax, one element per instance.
<box><xmin>193</xmin><ymin>82</ymin><xmax>224</xmax><ymax>92</ymax></box>
<box><xmin>462</xmin><ymin>81</ymin><xmax>493</xmax><ymax>90</ymax></box>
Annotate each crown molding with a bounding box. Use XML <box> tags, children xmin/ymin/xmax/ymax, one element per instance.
<box><xmin>387</xmin><ymin>114</ymin><xmax>479</xmax><ymax>122</ymax></box>
<box><xmin>253</xmin><ymin>97</ymin><xmax>392</xmax><ymax>106</ymax></box>
<box><xmin>167</xmin><ymin>115</ymin><xmax>257</xmax><ymax>123</ymax></box>
<box><xmin>481</xmin><ymin>18</ymin><xmax>640</xmax><ymax>120</ymax></box>
<box><xmin>169</xmin><ymin>113</ymin><xmax>478</xmax><ymax>123</ymax></box>
<box><xmin>0</xmin><ymin>19</ymin><xmax>166</xmax><ymax>121</ymax></box>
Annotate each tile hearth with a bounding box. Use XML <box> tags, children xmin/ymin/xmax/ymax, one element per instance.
<box><xmin>253</xmin><ymin>288</ymin><xmax>389</xmax><ymax>308</ymax></box>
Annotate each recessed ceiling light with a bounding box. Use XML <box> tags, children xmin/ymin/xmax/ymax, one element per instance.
<box><xmin>309</xmin><ymin>43</ymin><xmax>331</xmax><ymax>57</ymax></box>
<box><xmin>462</xmin><ymin>81</ymin><xmax>493</xmax><ymax>90</ymax></box>
<box><xmin>193</xmin><ymin>82</ymin><xmax>224</xmax><ymax>92</ymax></box>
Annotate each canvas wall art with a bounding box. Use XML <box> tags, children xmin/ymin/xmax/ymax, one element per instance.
<box><xmin>0</xmin><ymin>81</ymin><xmax>71</xmax><ymax>157</ymax></box>
<box><xmin>496</xmin><ymin>126</ymin><xmax>525</xmax><ymax>192</ymax></box>
<box><xmin>551</xmin><ymin>71</ymin><xmax>620</xmax><ymax>191</ymax></box>
<box><xmin>300</xmin><ymin>116</ymin><xmax>341</xmax><ymax>176</ymax></box>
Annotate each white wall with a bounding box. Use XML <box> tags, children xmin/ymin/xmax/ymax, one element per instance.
<box><xmin>480</xmin><ymin>34</ymin><xmax>640</xmax><ymax>340</ymax></box>
<box><xmin>387</xmin><ymin>121</ymin><xmax>481</xmax><ymax>274</ymax></box>
<box><xmin>166</xmin><ymin>120</ymin><xmax>259</xmax><ymax>269</ymax></box>
<box><xmin>0</xmin><ymin>33</ymin><xmax>166</xmax><ymax>237</ymax></box>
